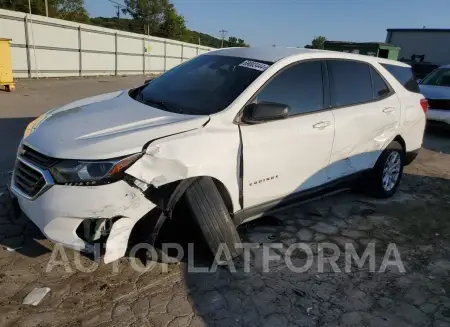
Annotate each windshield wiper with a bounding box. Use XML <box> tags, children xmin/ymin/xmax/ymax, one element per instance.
<box><xmin>131</xmin><ymin>86</ymin><xmax>183</xmax><ymax>113</ymax></box>
<box><xmin>142</xmin><ymin>98</ymin><xmax>183</xmax><ymax>114</ymax></box>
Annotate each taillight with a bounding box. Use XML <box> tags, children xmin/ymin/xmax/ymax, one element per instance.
<box><xmin>420</xmin><ymin>98</ymin><xmax>428</xmax><ymax>113</ymax></box>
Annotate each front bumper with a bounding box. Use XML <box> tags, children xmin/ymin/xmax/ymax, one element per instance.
<box><xmin>10</xmin><ymin>176</ymin><xmax>156</xmax><ymax>263</ymax></box>
<box><xmin>427</xmin><ymin>109</ymin><xmax>450</xmax><ymax>125</ymax></box>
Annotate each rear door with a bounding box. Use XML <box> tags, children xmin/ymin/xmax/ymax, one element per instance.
<box><xmin>326</xmin><ymin>60</ymin><xmax>401</xmax><ymax>180</ymax></box>
<box><xmin>239</xmin><ymin>60</ymin><xmax>335</xmax><ymax>208</ymax></box>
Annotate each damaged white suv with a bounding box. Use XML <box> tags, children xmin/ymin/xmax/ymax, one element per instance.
<box><xmin>10</xmin><ymin>47</ymin><xmax>426</xmax><ymax>263</ymax></box>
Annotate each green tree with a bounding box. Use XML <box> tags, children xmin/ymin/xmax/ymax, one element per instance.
<box><xmin>1</xmin><ymin>0</ymin><xmax>53</xmax><ymax>15</ymax></box>
<box><xmin>190</xmin><ymin>31</ymin><xmax>223</xmax><ymax>47</ymax></box>
<box><xmin>227</xmin><ymin>36</ymin><xmax>248</xmax><ymax>47</ymax></box>
<box><xmin>157</xmin><ymin>3</ymin><xmax>189</xmax><ymax>41</ymax></box>
<box><xmin>236</xmin><ymin>38</ymin><xmax>246</xmax><ymax>46</ymax></box>
<box><xmin>123</xmin><ymin>0</ymin><xmax>167</xmax><ymax>35</ymax></box>
<box><xmin>56</xmin><ymin>0</ymin><xmax>88</xmax><ymax>22</ymax></box>
<box><xmin>0</xmin><ymin>0</ymin><xmax>87</xmax><ymax>20</ymax></box>
<box><xmin>1</xmin><ymin>0</ymin><xmax>248</xmax><ymax>48</ymax></box>
<box><xmin>310</xmin><ymin>36</ymin><xmax>327</xmax><ymax>49</ymax></box>
<box><xmin>228</xmin><ymin>36</ymin><xmax>237</xmax><ymax>46</ymax></box>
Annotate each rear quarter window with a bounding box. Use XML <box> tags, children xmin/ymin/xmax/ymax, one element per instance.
<box><xmin>381</xmin><ymin>63</ymin><xmax>420</xmax><ymax>93</ymax></box>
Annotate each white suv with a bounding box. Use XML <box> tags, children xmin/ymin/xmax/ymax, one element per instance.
<box><xmin>10</xmin><ymin>47</ymin><xmax>426</xmax><ymax>263</ymax></box>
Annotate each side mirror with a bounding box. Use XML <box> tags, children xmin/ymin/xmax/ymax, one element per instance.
<box><xmin>242</xmin><ymin>102</ymin><xmax>289</xmax><ymax>124</ymax></box>
<box><xmin>416</xmin><ymin>79</ymin><xmax>422</xmax><ymax>84</ymax></box>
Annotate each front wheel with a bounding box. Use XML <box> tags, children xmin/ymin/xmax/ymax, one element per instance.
<box><xmin>366</xmin><ymin>141</ymin><xmax>404</xmax><ymax>198</ymax></box>
<box><xmin>184</xmin><ymin>177</ymin><xmax>243</xmax><ymax>264</ymax></box>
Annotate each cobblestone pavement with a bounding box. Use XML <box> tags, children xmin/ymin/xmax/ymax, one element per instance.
<box><xmin>0</xmin><ymin>78</ymin><xmax>449</xmax><ymax>326</ymax></box>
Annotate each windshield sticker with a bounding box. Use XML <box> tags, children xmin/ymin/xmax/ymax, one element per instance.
<box><xmin>239</xmin><ymin>60</ymin><xmax>270</xmax><ymax>71</ymax></box>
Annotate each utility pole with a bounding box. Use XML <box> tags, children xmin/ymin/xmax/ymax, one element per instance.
<box><xmin>107</xmin><ymin>0</ymin><xmax>125</xmax><ymax>22</ymax></box>
<box><xmin>219</xmin><ymin>29</ymin><xmax>228</xmax><ymax>48</ymax></box>
<box><xmin>28</xmin><ymin>0</ymin><xmax>39</xmax><ymax>78</ymax></box>
<box><xmin>45</xmin><ymin>0</ymin><xmax>49</xmax><ymax>17</ymax></box>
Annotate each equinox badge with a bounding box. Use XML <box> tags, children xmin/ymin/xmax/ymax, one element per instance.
<box><xmin>249</xmin><ymin>175</ymin><xmax>279</xmax><ymax>186</ymax></box>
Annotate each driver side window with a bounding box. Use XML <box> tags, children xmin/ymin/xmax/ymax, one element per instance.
<box><xmin>255</xmin><ymin>61</ymin><xmax>325</xmax><ymax>116</ymax></box>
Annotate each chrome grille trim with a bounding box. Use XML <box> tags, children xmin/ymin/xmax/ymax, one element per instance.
<box><xmin>11</xmin><ymin>156</ymin><xmax>55</xmax><ymax>201</ymax></box>
<box><xmin>20</xmin><ymin>145</ymin><xmax>60</xmax><ymax>169</ymax></box>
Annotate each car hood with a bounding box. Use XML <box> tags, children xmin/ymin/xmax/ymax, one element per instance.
<box><xmin>419</xmin><ymin>84</ymin><xmax>450</xmax><ymax>99</ymax></box>
<box><xmin>23</xmin><ymin>90</ymin><xmax>209</xmax><ymax>160</ymax></box>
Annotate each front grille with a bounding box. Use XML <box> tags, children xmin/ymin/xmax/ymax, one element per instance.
<box><xmin>428</xmin><ymin>99</ymin><xmax>450</xmax><ymax>110</ymax></box>
<box><xmin>21</xmin><ymin>145</ymin><xmax>59</xmax><ymax>169</ymax></box>
<box><xmin>13</xmin><ymin>160</ymin><xmax>46</xmax><ymax>198</ymax></box>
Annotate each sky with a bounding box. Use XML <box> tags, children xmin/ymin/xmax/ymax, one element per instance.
<box><xmin>85</xmin><ymin>0</ymin><xmax>450</xmax><ymax>47</ymax></box>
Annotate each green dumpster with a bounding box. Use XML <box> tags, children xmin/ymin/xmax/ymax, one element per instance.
<box><xmin>324</xmin><ymin>41</ymin><xmax>400</xmax><ymax>61</ymax></box>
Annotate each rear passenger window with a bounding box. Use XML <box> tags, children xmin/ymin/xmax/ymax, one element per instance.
<box><xmin>255</xmin><ymin>61</ymin><xmax>324</xmax><ymax>115</ymax></box>
<box><xmin>370</xmin><ymin>67</ymin><xmax>391</xmax><ymax>99</ymax></box>
<box><xmin>328</xmin><ymin>60</ymin><xmax>373</xmax><ymax>107</ymax></box>
<box><xmin>381</xmin><ymin>63</ymin><xmax>420</xmax><ymax>93</ymax></box>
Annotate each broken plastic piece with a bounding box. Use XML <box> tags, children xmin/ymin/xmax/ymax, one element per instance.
<box><xmin>133</xmin><ymin>178</ymin><xmax>149</xmax><ymax>192</ymax></box>
<box><xmin>23</xmin><ymin>287</ymin><xmax>51</xmax><ymax>306</ymax></box>
<box><xmin>104</xmin><ymin>218</ymin><xmax>139</xmax><ymax>264</ymax></box>
<box><xmin>6</xmin><ymin>246</ymin><xmax>22</xmax><ymax>252</ymax></box>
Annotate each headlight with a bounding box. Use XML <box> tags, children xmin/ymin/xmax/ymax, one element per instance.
<box><xmin>24</xmin><ymin>115</ymin><xmax>45</xmax><ymax>138</ymax></box>
<box><xmin>49</xmin><ymin>153</ymin><xmax>141</xmax><ymax>185</ymax></box>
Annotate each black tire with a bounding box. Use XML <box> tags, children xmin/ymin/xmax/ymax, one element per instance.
<box><xmin>184</xmin><ymin>177</ymin><xmax>243</xmax><ymax>263</ymax></box>
<box><xmin>366</xmin><ymin>141</ymin><xmax>405</xmax><ymax>198</ymax></box>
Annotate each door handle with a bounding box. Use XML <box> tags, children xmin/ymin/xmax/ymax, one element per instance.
<box><xmin>382</xmin><ymin>107</ymin><xmax>395</xmax><ymax>113</ymax></box>
<box><xmin>313</xmin><ymin>121</ymin><xmax>331</xmax><ymax>130</ymax></box>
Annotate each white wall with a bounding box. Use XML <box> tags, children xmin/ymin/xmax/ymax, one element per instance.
<box><xmin>0</xmin><ymin>8</ymin><xmax>213</xmax><ymax>78</ymax></box>
<box><xmin>387</xmin><ymin>30</ymin><xmax>450</xmax><ymax>66</ymax></box>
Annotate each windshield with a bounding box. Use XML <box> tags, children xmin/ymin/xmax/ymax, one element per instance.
<box><xmin>131</xmin><ymin>55</ymin><xmax>272</xmax><ymax>115</ymax></box>
<box><xmin>421</xmin><ymin>68</ymin><xmax>450</xmax><ymax>87</ymax></box>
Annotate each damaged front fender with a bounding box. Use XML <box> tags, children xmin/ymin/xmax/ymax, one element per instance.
<box><xmin>125</xmin><ymin>124</ymin><xmax>242</xmax><ymax>213</ymax></box>
<box><xmin>126</xmin><ymin>148</ymin><xmax>190</xmax><ymax>187</ymax></box>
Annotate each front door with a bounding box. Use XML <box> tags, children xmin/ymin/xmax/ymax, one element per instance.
<box><xmin>239</xmin><ymin>60</ymin><xmax>335</xmax><ymax>208</ymax></box>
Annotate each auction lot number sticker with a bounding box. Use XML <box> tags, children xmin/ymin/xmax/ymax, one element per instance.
<box><xmin>239</xmin><ymin>60</ymin><xmax>270</xmax><ymax>71</ymax></box>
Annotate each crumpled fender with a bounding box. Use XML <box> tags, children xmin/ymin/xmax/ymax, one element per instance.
<box><xmin>126</xmin><ymin>149</ymin><xmax>190</xmax><ymax>187</ymax></box>
<box><xmin>125</xmin><ymin>122</ymin><xmax>241</xmax><ymax>213</ymax></box>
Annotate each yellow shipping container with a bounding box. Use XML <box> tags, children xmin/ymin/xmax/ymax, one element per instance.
<box><xmin>0</xmin><ymin>38</ymin><xmax>16</xmax><ymax>92</ymax></box>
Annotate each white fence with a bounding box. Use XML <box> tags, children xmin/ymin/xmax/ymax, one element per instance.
<box><xmin>0</xmin><ymin>8</ymin><xmax>213</xmax><ymax>78</ymax></box>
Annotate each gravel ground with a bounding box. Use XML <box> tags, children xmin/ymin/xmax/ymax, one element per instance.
<box><xmin>0</xmin><ymin>77</ymin><xmax>449</xmax><ymax>327</ymax></box>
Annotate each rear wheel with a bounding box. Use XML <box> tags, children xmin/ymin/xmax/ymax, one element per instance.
<box><xmin>366</xmin><ymin>141</ymin><xmax>404</xmax><ymax>198</ymax></box>
<box><xmin>184</xmin><ymin>177</ymin><xmax>243</xmax><ymax>264</ymax></box>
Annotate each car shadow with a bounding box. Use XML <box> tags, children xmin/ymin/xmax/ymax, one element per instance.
<box><xmin>0</xmin><ymin>117</ymin><xmax>36</xmax><ymax>171</ymax></box>
<box><xmin>423</xmin><ymin>122</ymin><xmax>450</xmax><ymax>154</ymax></box>
<box><xmin>0</xmin><ymin>117</ymin><xmax>51</xmax><ymax>257</ymax></box>
<box><xmin>0</xmin><ymin>194</ymin><xmax>50</xmax><ymax>257</ymax></box>
<box><xmin>175</xmin><ymin>133</ymin><xmax>450</xmax><ymax>325</ymax></box>
<box><xmin>180</xmin><ymin>171</ymin><xmax>450</xmax><ymax>326</ymax></box>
